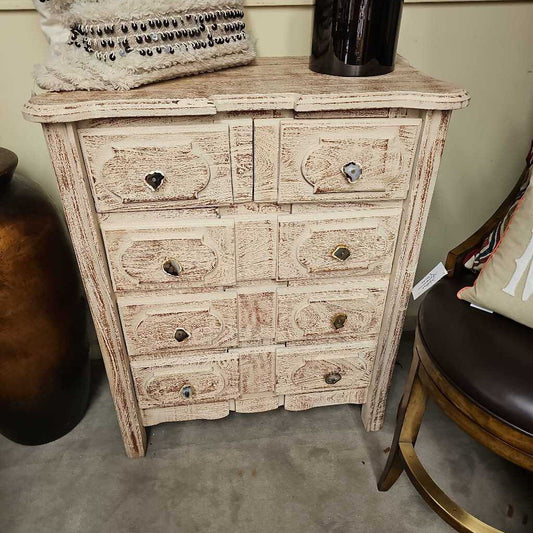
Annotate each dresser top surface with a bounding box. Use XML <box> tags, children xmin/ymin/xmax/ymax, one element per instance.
<box><xmin>23</xmin><ymin>56</ymin><xmax>469</xmax><ymax>123</ymax></box>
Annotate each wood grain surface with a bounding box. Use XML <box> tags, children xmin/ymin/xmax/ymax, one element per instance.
<box><xmin>42</xmin><ymin>123</ymin><xmax>147</xmax><ymax>457</ymax></box>
<box><xmin>78</xmin><ymin>124</ymin><xmax>234</xmax><ymax>211</ymax></box>
<box><xmin>278</xmin><ymin>118</ymin><xmax>422</xmax><ymax>203</ymax></box>
<box><xmin>275</xmin><ymin>341</ymin><xmax>375</xmax><ymax>394</ymax></box>
<box><xmin>362</xmin><ymin>110</ymin><xmax>452</xmax><ymax>431</ymax></box>
<box><xmin>277</xmin><ymin>206</ymin><xmax>403</xmax><ymax>280</ymax></box>
<box><xmin>24</xmin><ymin>58</ymin><xmax>469</xmax><ymax>124</ymax></box>
<box><xmin>101</xmin><ymin>216</ymin><xmax>236</xmax><ymax>291</ymax></box>
<box><xmin>31</xmin><ymin>58</ymin><xmax>467</xmax><ymax>449</ymax></box>
<box><xmin>276</xmin><ymin>278</ymin><xmax>389</xmax><ymax>344</ymax></box>
<box><xmin>132</xmin><ymin>353</ymin><xmax>240</xmax><ymax>409</ymax></box>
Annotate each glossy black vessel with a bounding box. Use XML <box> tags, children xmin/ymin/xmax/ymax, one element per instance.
<box><xmin>310</xmin><ymin>0</ymin><xmax>403</xmax><ymax>77</ymax></box>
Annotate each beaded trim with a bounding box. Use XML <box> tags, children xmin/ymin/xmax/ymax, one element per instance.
<box><xmin>68</xmin><ymin>9</ymin><xmax>247</xmax><ymax>62</ymax></box>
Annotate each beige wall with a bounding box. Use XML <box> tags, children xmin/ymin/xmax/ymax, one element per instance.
<box><xmin>1</xmin><ymin>3</ymin><xmax>532</xmax><ymax>320</ymax></box>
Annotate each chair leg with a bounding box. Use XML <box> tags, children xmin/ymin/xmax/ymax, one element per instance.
<box><xmin>378</xmin><ymin>349</ymin><xmax>428</xmax><ymax>491</ymax></box>
<box><xmin>379</xmin><ymin>339</ymin><xmax>506</xmax><ymax>532</ymax></box>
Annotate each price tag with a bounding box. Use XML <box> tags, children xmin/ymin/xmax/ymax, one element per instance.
<box><xmin>412</xmin><ymin>262</ymin><xmax>448</xmax><ymax>300</ymax></box>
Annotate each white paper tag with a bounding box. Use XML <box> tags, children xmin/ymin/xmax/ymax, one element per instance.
<box><xmin>412</xmin><ymin>262</ymin><xmax>448</xmax><ymax>300</ymax></box>
<box><xmin>470</xmin><ymin>303</ymin><xmax>494</xmax><ymax>314</ymax></box>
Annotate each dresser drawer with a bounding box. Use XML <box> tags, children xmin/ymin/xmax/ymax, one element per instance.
<box><xmin>274</xmin><ymin>118</ymin><xmax>421</xmax><ymax>203</ymax></box>
<box><xmin>79</xmin><ymin>124</ymin><xmax>234</xmax><ymax>212</ymax></box>
<box><xmin>277</xmin><ymin>205</ymin><xmax>402</xmax><ymax>280</ymax></box>
<box><xmin>118</xmin><ymin>291</ymin><xmax>238</xmax><ymax>356</ymax></box>
<box><xmin>131</xmin><ymin>353</ymin><xmax>239</xmax><ymax>409</ymax></box>
<box><xmin>275</xmin><ymin>341</ymin><xmax>375</xmax><ymax>395</ymax></box>
<box><xmin>101</xmin><ymin>214</ymin><xmax>236</xmax><ymax>291</ymax></box>
<box><xmin>276</xmin><ymin>279</ymin><xmax>389</xmax><ymax>344</ymax></box>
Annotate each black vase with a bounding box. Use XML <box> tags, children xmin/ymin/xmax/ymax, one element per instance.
<box><xmin>310</xmin><ymin>0</ymin><xmax>403</xmax><ymax>77</ymax></box>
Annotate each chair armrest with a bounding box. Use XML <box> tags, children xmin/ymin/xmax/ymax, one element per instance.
<box><xmin>446</xmin><ymin>165</ymin><xmax>530</xmax><ymax>277</ymax></box>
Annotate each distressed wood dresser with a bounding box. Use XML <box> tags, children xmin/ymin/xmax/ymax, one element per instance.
<box><xmin>24</xmin><ymin>57</ymin><xmax>468</xmax><ymax>457</ymax></box>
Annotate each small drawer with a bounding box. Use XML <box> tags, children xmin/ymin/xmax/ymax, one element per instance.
<box><xmin>276</xmin><ymin>278</ymin><xmax>388</xmax><ymax>344</ymax></box>
<box><xmin>118</xmin><ymin>291</ymin><xmax>238</xmax><ymax>356</ymax></box>
<box><xmin>131</xmin><ymin>353</ymin><xmax>239</xmax><ymax>409</ymax></box>
<box><xmin>277</xmin><ymin>205</ymin><xmax>402</xmax><ymax>281</ymax></box>
<box><xmin>101</xmin><ymin>213</ymin><xmax>236</xmax><ymax>291</ymax></box>
<box><xmin>275</xmin><ymin>341</ymin><xmax>375</xmax><ymax>395</ymax></box>
<box><xmin>79</xmin><ymin>124</ymin><xmax>234</xmax><ymax>212</ymax></box>
<box><xmin>276</xmin><ymin>118</ymin><xmax>421</xmax><ymax>203</ymax></box>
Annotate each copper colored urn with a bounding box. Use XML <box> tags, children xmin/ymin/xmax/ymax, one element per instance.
<box><xmin>0</xmin><ymin>148</ymin><xmax>90</xmax><ymax>445</ymax></box>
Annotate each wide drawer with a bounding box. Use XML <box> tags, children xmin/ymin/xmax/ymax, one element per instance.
<box><xmin>277</xmin><ymin>205</ymin><xmax>402</xmax><ymax>280</ymax></box>
<box><xmin>118</xmin><ymin>291</ymin><xmax>239</xmax><ymax>356</ymax></box>
<box><xmin>101</xmin><ymin>213</ymin><xmax>236</xmax><ymax>291</ymax></box>
<box><xmin>275</xmin><ymin>341</ymin><xmax>375</xmax><ymax>395</ymax></box>
<box><xmin>118</xmin><ymin>278</ymin><xmax>388</xmax><ymax>356</ymax></box>
<box><xmin>131</xmin><ymin>353</ymin><xmax>239</xmax><ymax>409</ymax></box>
<box><xmin>79</xmin><ymin>124</ymin><xmax>234</xmax><ymax>212</ymax></box>
<box><xmin>276</xmin><ymin>278</ymin><xmax>389</xmax><ymax>344</ymax></box>
<box><xmin>257</xmin><ymin>118</ymin><xmax>421</xmax><ymax>203</ymax></box>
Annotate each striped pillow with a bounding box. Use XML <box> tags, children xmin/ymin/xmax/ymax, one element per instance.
<box><xmin>464</xmin><ymin>142</ymin><xmax>532</xmax><ymax>272</ymax></box>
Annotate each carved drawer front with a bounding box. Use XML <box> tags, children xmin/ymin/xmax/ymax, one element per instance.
<box><xmin>277</xmin><ymin>205</ymin><xmax>402</xmax><ymax>281</ymax></box>
<box><xmin>275</xmin><ymin>341</ymin><xmax>376</xmax><ymax>395</ymax></box>
<box><xmin>276</xmin><ymin>278</ymin><xmax>389</xmax><ymax>344</ymax></box>
<box><xmin>101</xmin><ymin>214</ymin><xmax>236</xmax><ymax>291</ymax></box>
<box><xmin>130</xmin><ymin>353</ymin><xmax>239</xmax><ymax>409</ymax></box>
<box><xmin>234</xmin><ymin>215</ymin><xmax>278</xmax><ymax>282</ymax></box>
<box><xmin>78</xmin><ymin>124</ymin><xmax>234</xmax><ymax>212</ymax></box>
<box><xmin>118</xmin><ymin>291</ymin><xmax>238</xmax><ymax>356</ymax></box>
<box><xmin>275</xmin><ymin>118</ymin><xmax>421</xmax><ymax>203</ymax></box>
<box><xmin>235</xmin><ymin>346</ymin><xmax>276</xmax><ymax>396</ymax></box>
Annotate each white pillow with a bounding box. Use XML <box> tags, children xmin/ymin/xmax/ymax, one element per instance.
<box><xmin>33</xmin><ymin>0</ymin><xmax>255</xmax><ymax>91</ymax></box>
<box><xmin>459</xmin><ymin>168</ymin><xmax>533</xmax><ymax>328</ymax></box>
<box><xmin>33</xmin><ymin>0</ymin><xmax>70</xmax><ymax>46</ymax></box>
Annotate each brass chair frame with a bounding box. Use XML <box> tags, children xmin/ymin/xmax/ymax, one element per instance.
<box><xmin>378</xmin><ymin>164</ymin><xmax>533</xmax><ymax>533</ymax></box>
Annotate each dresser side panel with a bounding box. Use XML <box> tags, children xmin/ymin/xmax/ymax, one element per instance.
<box><xmin>42</xmin><ymin>122</ymin><xmax>147</xmax><ymax>457</ymax></box>
<box><xmin>361</xmin><ymin>110</ymin><xmax>452</xmax><ymax>431</ymax></box>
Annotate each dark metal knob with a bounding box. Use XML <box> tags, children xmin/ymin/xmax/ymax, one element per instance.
<box><xmin>332</xmin><ymin>313</ymin><xmax>347</xmax><ymax>330</ymax></box>
<box><xmin>163</xmin><ymin>259</ymin><xmax>183</xmax><ymax>277</ymax></box>
<box><xmin>331</xmin><ymin>245</ymin><xmax>351</xmax><ymax>261</ymax></box>
<box><xmin>145</xmin><ymin>171</ymin><xmax>165</xmax><ymax>191</ymax></box>
<box><xmin>325</xmin><ymin>372</ymin><xmax>342</xmax><ymax>385</ymax></box>
<box><xmin>342</xmin><ymin>161</ymin><xmax>362</xmax><ymax>183</ymax></box>
<box><xmin>174</xmin><ymin>328</ymin><xmax>190</xmax><ymax>342</ymax></box>
<box><xmin>180</xmin><ymin>385</ymin><xmax>193</xmax><ymax>399</ymax></box>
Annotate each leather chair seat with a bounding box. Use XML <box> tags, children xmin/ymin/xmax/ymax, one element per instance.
<box><xmin>418</xmin><ymin>272</ymin><xmax>533</xmax><ymax>437</ymax></box>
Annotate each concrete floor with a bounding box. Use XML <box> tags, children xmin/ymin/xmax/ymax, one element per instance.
<box><xmin>1</xmin><ymin>335</ymin><xmax>532</xmax><ymax>533</ymax></box>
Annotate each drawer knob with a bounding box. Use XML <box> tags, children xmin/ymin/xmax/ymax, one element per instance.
<box><xmin>163</xmin><ymin>259</ymin><xmax>183</xmax><ymax>277</ymax></box>
<box><xmin>332</xmin><ymin>313</ymin><xmax>347</xmax><ymax>330</ymax></box>
<box><xmin>331</xmin><ymin>245</ymin><xmax>351</xmax><ymax>261</ymax></box>
<box><xmin>180</xmin><ymin>385</ymin><xmax>193</xmax><ymax>400</ymax></box>
<box><xmin>145</xmin><ymin>171</ymin><xmax>165</xmax><ymax>191</ymax></box>
<box><xmin>325</xmin><ymin>372</ymin><xmax>342</xmax><ymax>385</ymax></box>
<box><xmin>174</xmin><ymin>328</ymin><xmax>190</xmax><ymax>342</ymax></box>
<box><xmin>342</xmin><ymin>162</ymin><xmax>362</xmax><ymax>183</ymax></box>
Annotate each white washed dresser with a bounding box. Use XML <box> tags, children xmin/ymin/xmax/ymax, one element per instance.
<box><xmin>24</xmin><ymin>57</ymin><xmax>469</xmax><ymax>457</ymax></box>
